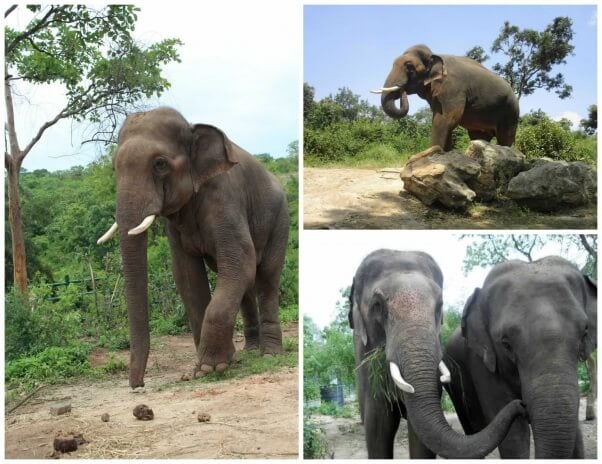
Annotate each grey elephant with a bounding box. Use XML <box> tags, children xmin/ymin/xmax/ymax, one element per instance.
<box><xmin>444</xmin><ymin>256</ymin><xmax>597</xmax><ymax>458</ymax></box>
<box><xmin>348</xmin><ymin>249</ymin><xmax>525</xmax><ymax>458</ymax></box>
<box><xmin>372</xmin><ymin>44</ymin><xmax>519</xmax><ymax>151</ymax></box>
<box><xmin>98</xmin><ymin>107</ymin><xmax>289</xmax><ymax>388</ymax></box>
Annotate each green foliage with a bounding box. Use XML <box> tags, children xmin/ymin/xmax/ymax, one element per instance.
<box><xmin>303</xmin><ymin>418</ymin><xmax>329</xmax><ymax>459</ymax></box>
<box><xmin>489</xmin><ymin>17</ymin><xmax>575</xmax><ymax>99</ymax></box>
<box><xmin>304</xmin><ymin>291</ymin><xmax>356</xmax><ymax>400</ymax></box>
<box><xmin>6</xmin><ymin>344</ymin><xmax>92</xmax><ymax>388</ymax></box>
<box><xmin>5</xmin><ymin>286</ymin><xmax>83</xmax><ymax>361</ymax></box>
<box><xmin>580</xmin><ymin>105</ymin><xmax>597</xmax><ymax>136</ymax></box>
<box><xmin>312</xmin><ymin>402</ymin><xmax>355</xmax><ymax>418</ymax></box>
<box><xmin>5</xmin><ymin>5</ymin><xmax>182</xmax><ymax>139</ymax></box>
<box><xmin>516</xmin><ymin>117</ymin><xmax>583</xmax><ymax>162</ymax></box>
<box><xmin>95</xmin><ymin>354</ymin><xmax>128</xmax><ymax>374</ymax></box>
<box><xmin>440</xmin><ymin>309</ymin><xmax>462</xmax><ymax>347</ymax></box>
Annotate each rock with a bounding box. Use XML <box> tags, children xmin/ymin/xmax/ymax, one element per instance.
<box><xmin>197</xmin><ymin>412</ymin><xmax>211</xmax><ymax>422</ymax></box>
<box><xmin>401</xmin><ymin>145</ymin><xmax>480</xmax><ymax>209</ymax></box>
<box><xmin>101</xmin><ymin>413</ymin><xmax>110</xmax><ymax>422</ymax></box>
<box><xmin>465</xmin><ymin>140</ymin><xmax>527</xmax><ymax>200</ymax></box>
<box><xmin>133</xmin><ymin>404</ymin><xmax>154</xmax><ymax>420</ymax></box>
<box><xmin>53</xmin><ymin>432</ymin><xmax>87</xmax><ymax>453</ymax></box>
<box><xmin>49</xmin><ymin>402</ymin><xmax>72</xmax><ymax>416</ymax></box>
<box><xmin>506</xmin><ymin>159</ymin><xmax>597</xmax><ymax>211</ymax></box>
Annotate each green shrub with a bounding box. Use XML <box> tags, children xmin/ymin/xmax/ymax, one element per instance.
<box><xmin>303</xmin><ymin>418</ymin><xmax>329</xmax><ymax>459</ymax></box>
<box><xmin>98</xmin><ymin>326</ymin><xmax>130</xmax><ymax>351</ymax></box>
<box><xmin>516</xmin><ymin>118</ymin><xmax>579</xmax><ymax>161</ymax></box>
<box><xmin>96</xmin><ymin>354</ymin><xmax>128</xmax><ymax>374</ymax></box>
<box><xmin>6</xmin><ymin>344</ymin><xmax>92</xmax><ymax>386</ymax></box>
<box><xmin>314</xmin><ymin>402</ymin><xmax>355</xmax><ymax>418</ymax></box>
<box><xmin>150</xmin><ymin>315</ymin><xmax>188</xmax><ymax>336</ymax></box>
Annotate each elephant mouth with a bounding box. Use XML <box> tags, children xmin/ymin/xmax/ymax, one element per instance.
<box><xmin>388</xmin><ymin>360</ymin><xmax>452</xmax><ymax>394</ymax></box>
<box><xmin>97</xmin><ymin>214</ymin><xmax>156</xmax><ymax>244</ymax></box>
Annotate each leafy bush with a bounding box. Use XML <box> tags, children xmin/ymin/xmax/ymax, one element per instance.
<box><xmin>516</xmin><ymin>118</ymin><xmax>580</xmax><ymax>161</ymax></box>
<box><xmin>150</xmin><ymin>315</ymin><xmax>188</xmax><ymax>336</ymax></box>
<box><xmin>6</xmin><ymin>344</ymin><xmax>92</xmax><ymax>387</ymax></box>
<box><xmin>303</xmin><ymin>418</ymin><xmax>330</xmax><ymax>459</ymax></box>
<box><xmin>5</xmin><ymin>286</ymin><xmax>82</xmax><ymax>361</ymax></box>
<box><xmin>96</xmin><ymin>354</ymin><xmax>128</xmax><ymax>374</ymax></box>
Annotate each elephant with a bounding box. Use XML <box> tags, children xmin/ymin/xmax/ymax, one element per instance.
<box><xmin>348</xmin><ymin>249</ymin><xmax>525</xmax><ymax>458</ymax></box>
<box><xmin>97</xmin><ymin>107</ymin><xmax>289</xmax><ymax>388</ymax></box>
<box><xmin>444</xmin><ymin>256</ymin><xmax>597</xmax><ymax>458</ymax></box>
<box><xmin>371</xmin><ymin>44</ymin><xmax>519</xmax><ymax>151</ymax></box>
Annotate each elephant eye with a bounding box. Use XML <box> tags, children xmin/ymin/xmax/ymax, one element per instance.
<box><xmin>501</xmin><ymin>338</ymin><xmax>512</xmax><ymax>353</ymax></box>
<box><xmin>153</xmin><ymin>157</ymin><xmax>169</xmax><ymax>173</ymax></box>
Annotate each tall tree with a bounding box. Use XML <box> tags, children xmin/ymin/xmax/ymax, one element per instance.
<box><xmin>580</xmin><ymin>104</ymin><xmax>597</xmax><ymax>135</ymax></box>
<box><xmin>477</xmin><ymin>17</ymin><xmax>575</xmax><ymax>100</ymax></box>
<box><xmin>4</xmin><ymin>5</ymin><xmax>181</xmax><ymax>293</ymax></box>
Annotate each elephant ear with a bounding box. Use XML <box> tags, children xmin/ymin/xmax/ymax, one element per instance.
<box><xmin>580</xmin><ymin>275</ymin><xmax>597</xmax><ymax>360</ymax></box>
<box><xmin>348</xmin><ymin>278</ymin><xmax>355</xmax><ymax>329</ymax></box>
<box><xmin>424</xmin><ymin>54</ymin><xmax>447</xmax><ymax>86</ymax></box>
<box><xmin>190</xmin><ymin>124</ymin><xmax>239</xmax><ymax>192</ymax></box>
<box><xmin>349</xmin><ymin>280</ymin><xmax>368</xmax><ymax>346</ymax></box>
<box><xmin>461</xmin><ymin>288</ymin><xmax>496</xmax><ymax>373</ymax></box>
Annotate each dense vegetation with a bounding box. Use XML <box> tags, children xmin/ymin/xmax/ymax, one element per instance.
<box><xmin>304</xmin><ymin>84</ymin><xmax>597</xmax><ymax>168</ymax></box>
<box><xmin>5</xmin><ymin>149</ymin><xmax>299</xmax><ymax>391</ymax></box>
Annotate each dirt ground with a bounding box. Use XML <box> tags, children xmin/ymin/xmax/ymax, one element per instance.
<box><xmin>5</xmin><ymin>324</ymin><xmax>298</xmax><ymax>459</ymax></box>
<box><xmin>304</xmin><ymin>168</ymin><xmax>597</xmax><ymax>229</ymax></box>
<box><xmin>310</xmin><ymin>398</ymin><xmax>596</xmax><ymax>459</ymax></box>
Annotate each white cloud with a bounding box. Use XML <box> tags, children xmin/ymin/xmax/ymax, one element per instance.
<box><xmin>7</xmin><ymin>1</ymin><xmax>300</xmax><ymax>171</ymax></box>
<box><xmin>553</xmin><ymin>111</ymin><xmax>582</xmax><ymax>129</ymax></box>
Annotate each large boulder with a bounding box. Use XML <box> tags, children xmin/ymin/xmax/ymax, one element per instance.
<box><xmin>506</xmin><ymin>158</ymin><xmax>597</xmax><ymax>211</ymax></box>
<box><xmin>401</xmin><ymin>146</ymin><xmax>480</xmax><ymax>209</ymax></box>
<box><xmin>465</xmin><ymin>140</ymin><xmax>527</xmax><ymax>201</ymax></box>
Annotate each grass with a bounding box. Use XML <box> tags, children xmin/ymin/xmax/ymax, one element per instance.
<box><xmin>305</xmin><ymin>144</ymin><xmax>412</xmax><ymax>169</ymax></box>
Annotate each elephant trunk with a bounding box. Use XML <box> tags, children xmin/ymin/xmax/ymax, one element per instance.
<box><xmin>117</xmin><ymin>192</ymin><xmax>151</xmax><ymax>389</ymax></box>
<box><xmin>388</xmin><ymin>325</ymin><xmax>524</xmax><ymax>458</ymax></box>
<box><xmin>523</xmin><ymin>370</ymin><xmax>581</xmax><ymax>458</ymax></box>
<box><xmin>381</xmin><ymin>89</ymin><xmax>409</xmax><ymax>119</ymax></box>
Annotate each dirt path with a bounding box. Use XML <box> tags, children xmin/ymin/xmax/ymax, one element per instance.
<box><xmin>310</xmin><ymin>399</ymin><xmax>596</xmax><ymax>458</ymax></box>
<box><xmin>304</xmin><ymin>168</ymin><xmax>597</xmax><ymax>229</ymax></box>
<box><xmin>5</xmin><ymin>325</ymin><xmax>298</xmax><ymax>459</ymax></box>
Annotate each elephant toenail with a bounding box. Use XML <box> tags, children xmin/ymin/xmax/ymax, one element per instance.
<box><xmin>216</xmin><ymin>363</ymin><xmax>228</xmax><ymax>372</ymax></box>
<box><xmin>200</xmin><ymin>364</ymin><xmax>214</xmax><ymax>373</ymax></box>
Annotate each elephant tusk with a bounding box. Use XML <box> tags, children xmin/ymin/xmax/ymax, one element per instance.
<box><xmin>370</xmin><ymin>85</ymin><xmax>401</xmax><ymax>94</ymax></box>
<box><xmin>97</xmin><ymin>222</ymin><xmax>118</xmax><ymax>244</ymax></box>
<box><xmin>128</xmin><ymin>215</ymin><xmax>156</xmax><ymax>236</ymax></box>
<box><xmin>389</xmin><ymin>362</ymin><xmax>415</xmax><ymax>394</ymax></box>
<box><xmin>439</xmin><ymin>361</ymin><xmax>451</xmax><ymax>384</ymax></box>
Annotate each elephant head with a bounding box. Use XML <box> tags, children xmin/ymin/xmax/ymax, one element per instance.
<box><xmin>462</xmin><ymin>256</ymin><xmax>597</xmax><ymax>458</ymax></box>
<box><xmin>350</xmin><ymin>250</ymin><xmax>524</xmax><ymax>458</ymax></box>
<box><xmin>372</xmin><ymin>44</ymin><xmax>447</xmax><ymax>119</ymax></box>
<box><xmin>97</xmin><ymin>107</ymin><xmax>238</xmax><ymax>388</ymax></box>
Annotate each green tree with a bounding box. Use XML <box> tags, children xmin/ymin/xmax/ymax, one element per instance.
<box><xmin>303</xmin><ymin>82</ymin><xmax>316</xmax><ymax>120</ymax></box>
<box><xmin>480</xmin><ymin>17</ymin><xmax>575</xmax><ymax>100</ymax></box>
<box><xmin>580</xmin><ymin>105</ymin><xmax>597</xmax><ymax>136</ymax></box>
<box><xmin>465</xmin><ymin>45</ymin><xmax>489</xmax><ymax>64</ymax></box>
<box><xmin>5</xmin><ymin>5</ymin><xmax>181</xmax><ymax>294</ymax></box>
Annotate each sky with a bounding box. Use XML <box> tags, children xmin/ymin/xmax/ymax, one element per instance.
<box><xmin>304</xmin><ymin>4</ymin><xmax>597</xmax><ymax>128</ymax></box>
<box><xmin>5</xmin><ymin>2</ymin><xmax>300</xmax><ymax>171</ymax></box>
<box><xmin>301</xmin><ymin>232</ymin><xmax>591</xmax><ymax>329</ymax></box>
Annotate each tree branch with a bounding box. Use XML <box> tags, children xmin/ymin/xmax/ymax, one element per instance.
<box><xmin>5</xmin><ymin>4</ymin><xmax>17</xmax><ymax>18</ymax></box>
<box><xmin>5</xmin><ymin>5</ymin><xmax>59</xmax><ymax>56</ymax></box>
<box><xmin>579</xmin><ymin>235</ymin><xmax>596</xmax><ymax>260</ymax></box>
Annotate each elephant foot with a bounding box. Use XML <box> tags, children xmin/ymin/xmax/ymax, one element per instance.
<box><xmin>196</xmin><ymin>338</ymin><xmax>236</xmax><ymax>375</ymax></box>
<box><xmin>260</xmin><ymin>322</ymin><xmax>283</xmax><ymax>354</ymax></box>
<box><xmin>243</xmin><ymin>326</ymin><xmax>261</xmax><ymax>351</ymax></box>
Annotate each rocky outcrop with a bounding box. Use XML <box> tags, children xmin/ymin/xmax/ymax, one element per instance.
<box><xmin>400</xmin><ymin>142</ymin><xmax>596</xmax><ymax>211</ymax></box>
<box><xmin>464</xmin><ymin>140</ymin><xmax>526</xmax><ymax>201</ymax></box>
<box><xmin>400</xmin><ymin>146</ymin><xmax>480</xmax><ymax>209</ymax></box>
<box><xmin>506</xmin><ymin>158</ymin><xmax>597</xmax><ymax>212</ymax></box>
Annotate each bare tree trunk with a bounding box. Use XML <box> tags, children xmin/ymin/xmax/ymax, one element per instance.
<box><xmin>5</xmin><ymin>65</ymin><xmax>28</xmax><ymax>295</ymax></box>
<box><xmin>586</xmin><ymin>354</ymin><xmax>597</xmax><ymax>421</ymax></box>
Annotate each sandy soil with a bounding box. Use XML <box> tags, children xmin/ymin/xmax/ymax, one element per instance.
<box><xmin>303</xmin><ymin>167</ymin><xmax>597</xmax><ymax>230</ymax></box>
<box><xmin>310</xmin><ymin>399</ymin><xmax>596</xmax><ymax>459</ymax></box>
<box><xmin>5</xmin><ymin>324</ymin><xmax>298</xmax><ymax>459</ymax></box>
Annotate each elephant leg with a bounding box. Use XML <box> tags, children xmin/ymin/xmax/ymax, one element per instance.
<box><xmin>255</xmin><ymin>212</ymin><xmax>287</xmax><ymax>354</ymax></box>
<box><xmin>496</xmin><ymin>418</ymin><xmax>530</xmax><ymax>458</ymax></box>
<box><xmin>167</xmin><ymin>227</ymin><xmax>210</xmax><ymax>351</ymax></box>
<box><xmin>197</xmin><ymin>242</ymin><xmax>256</xmax><ymax>373</ymax></box>
<box><xmin>256</xmin><ymin>269</ymin><xmax>284</xmax><ymax>354</ymax></box>
<box><xmin>408</xmin><ymin>421</ymin><xmax>435</xmax><ymax>458</ymax></box>
<box><xmin>496</xmin><ymin>121</ymin><xmax>517</xmax><ymax>146</ymax></box>
<box><xmin>586</xmin><ymin>355</ymin><xmax>596</xmax><ymax>420</ymax></box>
<box><xmin>572</xmin><ymin>426</ymin><xmax>584</xmax><ymax>458</ymax></box>
<box><xmin>241</xmin><ymin>289</ymin><xmax>260</xmax><ymax>350</ymax></box>
<box><xmin>364</xmin><ymin>398</ymin><xmax>400</xmax><ymax>458</ymax></box>
<box><xmin>432</xmin><ymin>107</ymin><xmax>462</xmax><ymax>151</ymax></box>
